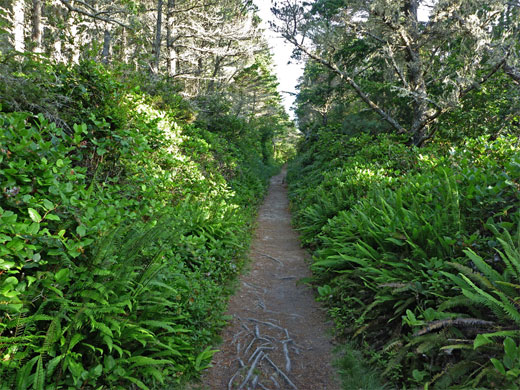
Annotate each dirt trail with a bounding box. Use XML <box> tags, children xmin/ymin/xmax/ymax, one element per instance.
<box><xmin>202</xmin><ymin>169</ymin><xmax>340</xmax><ymax>390</ymax></box>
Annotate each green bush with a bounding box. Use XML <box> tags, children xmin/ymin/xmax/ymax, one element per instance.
<box><xmin>0</xmin><ymin>59</ymin><xmax>276</xmax><ymax>388</ymax></box>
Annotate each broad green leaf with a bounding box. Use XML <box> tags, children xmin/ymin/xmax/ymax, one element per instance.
<box><xmin>67</xmin><ymin>358</ymin><xmax>85</xmax><ymax>378</ymax></box>
<box><xmin>46</xmin><ymin>214</ymin><xmax>60</xmax><ymax>221</ymax></box>
<box><xmin>28</xmin><ymin>208</ymin><xmax>42</xmax><ymax>223</ymax></box>
<box><xmin>55</xmin><ymin>268</ymin><xmax>70</xmax><ymax>283</ymax></box>
<box><xmin>504</xmin><ymin>337</ymin><xmax>518</xmax><ymax>358</ymax></box>
<box><xmin>46</xmin><ymin>355</ymin><xmax>64</xmax><ymax>378</ymax></box>
<box><xmin>68</xmin><ymin>334</ymin><xmax>85</xmax><ymax>352</ymax></box>
<box><xmin>491</xmin><ymin>358</ymin><xmax>506</xmax><ymax>375</ymax></box>
<box><xmin>28</xmin><ymin>222</ymin><xmax>40</xmax><ymax>235</ymax></box>
<box><xmin>76</xmin><ymin>225</ymin><xmax>86</xmax><ymax>237</ymax></box>
<box><xmin>42</xmin><ymin>199</ymin><xmax>54</xmax><ymax>211</ymax></box>
<box><xmin>474</xmin><ymin>334</ymin><xmax>493</xmax><ymax>349</ymax></box>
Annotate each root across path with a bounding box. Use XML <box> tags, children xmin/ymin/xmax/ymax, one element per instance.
<box><xmin>202</xmin><ymin>169</ymin><xmax>340</xmax><ymax>390</ymax></box>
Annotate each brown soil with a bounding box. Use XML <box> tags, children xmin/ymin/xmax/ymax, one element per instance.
<box><xmin>200</xmin><ymin>169</ymin><xmax>340</xmax><ymax>390</ymax></box>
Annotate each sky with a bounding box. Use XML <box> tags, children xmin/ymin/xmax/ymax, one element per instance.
<box><xmin>252</xmin><ymin>0</ymin><xmax>304</xmax><ymax>119</ymax></box>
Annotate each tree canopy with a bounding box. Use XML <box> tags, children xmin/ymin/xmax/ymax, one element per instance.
<box><xmin>273</xmin><ymin>0</ymin><xmax>520</xmax><ymax>144</ymax></box>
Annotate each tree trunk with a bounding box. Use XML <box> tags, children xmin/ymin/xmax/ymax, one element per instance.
<box><xmin>102</xmin><ymin>28</ymin><xmax>112</xmax><ymax>64</ymax></box>
<box><xmin>121</xmin><ymin>28</ymin><xmax>130</xmax><ymax>63</ymax></box>
<box><xmin>132</xmin><ymin>43</ymin><xmax>141</xmax><ymax>71</ymax></box>
<box><xmin>166</xmin><ymin>0</ymin><xmax>176</xmax><ymax>76</ymax></box>
<box><xmin>207</xmin><ymin>55</ymin><xmax>222</xmax><ymax>93</ymax></box>
<box><xmin>31</xmin><ymin>0</ymin><xmax>43</xmax><ymax>53</ymax></box>
<box><xmin>50</xmin><ymin>2</ymin><xmax>65</xmax><ymax>62</ymax></box>
<box><xmin>12</xmin><ymin>0</ymin><xmax>25</xmax><ymax>52</ymax></box>
<box><xmin>197</xmin><ymin>57</ymin><xmax>203</xmax><ymax>74</ymax></box>
<box><xmin>152</xmin><ymin>0</ymin><xmax>163</xmax><ymax>73</ymax></box>
<box><xmin>53</xmin><ymin>39</ymin><xmax>63</xmax><ymax>62</ymax></box>
<box><xmin>403</xmin><ymin>0</ymin><xmax>429</xmax><ymax>145</ymax></box>
<box><xmin>69</xmin><ymin>18</ymin><xmax>80</xmax><ymax>64</ymax></box>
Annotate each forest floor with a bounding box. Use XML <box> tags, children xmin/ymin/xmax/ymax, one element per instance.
<box><xmin>199</xmin><ymin>168</ymin><xmax>340</xmax><ymax>390</ymax></box>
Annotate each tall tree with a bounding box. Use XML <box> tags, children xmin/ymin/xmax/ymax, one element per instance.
<box><xmin>12</xmin><ymin>0</ymin><xmax>24</xmax><ymax>51</ymax></box>
<box><xmin>272</xmin><ymin>0</ymin><xmax>520</xmax><ymax>145</ymax></box>
<box><xmin>31</xmin><ymin>0</ymin><xmax>42</xmax><ymax>53</ymax></box>
<box><xmin>166</xmin><ymin>0</ymin><xmax>176</xmax><ymax>76</ymax></box>
<box><xmin>152</xmin><ymin>0</ymin><xmax>163</xmax><ymax>73</ymax></box>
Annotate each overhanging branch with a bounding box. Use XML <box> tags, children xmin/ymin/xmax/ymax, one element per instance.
<box><xmin>286</xmin><ymin>36</ymin><xmax>407</xmax><ymax>135</ymax></box>
<box><xmin>504</xmin><ymin>63</ymin><xmax>520</xmax><ymax>84</ymax></box>
<box><xmin>58</xmin><ymin>0</ymin><xmax>132</xmax><ymax>30</ymax></box>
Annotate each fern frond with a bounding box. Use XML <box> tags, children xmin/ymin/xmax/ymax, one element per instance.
<box><xmin>440</xmin><ymin>343</ymin><xmax>473</xmax><ymax>351</ymax></box>
<box><xmin>415</xmin><ymin>318</ymin><xmax>495</xmax><ymax>336</ymax></box>
<box><xmin>15</xmin><ymin>355</ymin><xmax>39</xmax><ymax>390</ymax></box>
<box><xmin>416</xmin><ymin>337</ymin><xmax>444</xmax><ymax>354</ymax></box>
<box><xmin>0</xmin><ymin>335</ymin><xmax>40</xmax><ymax>344</ymax></box>
<box><xmin>495</xmin><ymin>280</ymin><xmax>520</xmax><ymax>290</ymax></box>
<box><xmin>438</xmin><ymin>295</ymin><xmax>473</xmax><ymax>311</ymax></box>
<box><xmin>139</xmin><ymin>320</ymin><xmax>176</xmax><ymax>333</ymax></box>
<box><xmin>43</xmin><ymin>317</ymin><xmax>61</xmax><ymax>354</ymax></box>
<box><xmin>382</xmin><ymin>346</ymin><xmax>408</xmax><ymax>377</ymax></box>
<box><xmin>14</xmin><ymin>312</ymin><xmax>27</xmax><ymax>338</ymax></box>
<box><xmin>496</xmin><ymin>240</ymin><xmax>520</xmax><ymax>280</ymax></box>
<box><xmin>408</xmin><ymin>332</ymin><xmax>448</xmax><ymax>350</ymax></box>
<box><xmin>459</xmin><ymin>274</ymin><xmax>503</xmax><ymax>308</ymax></box>
<box><xmin>5</xmin><ymin>315</ymin><xmax>54</xmax><ymax>329</ymax></box>
<box><xmin>448</xmin><ymin>262</ymin><xmax>495</xmax><ymax>291</ymax></box>
<box><xmin>431</xmin><ymin>359</ymin><xmax>478</xmax><ymax>389</ymax></box>
<box><xmin>463</xmin><ymin>249</ymin><xmax>503</xmax><ymax>285</ymax></box>
<box><xmin>127</xmin><ymin>356</ymin><xmax>172</xmax><ymax>367</ymax></box>
<box><xmin>478</xmin><ymin>329</ymin><xmax>520</xmax><ymax>340</ymax></box>
<box><xmin>461</xmin><ymin>274</ymin><xmax>520</xmax><ymax>324</ymax></box>
<box><xmin>34</xmin><ymin>355</ymin><xmax>45</xmax><ymax>390</ymax></box>
<box><xmin>383</xmin><ymin>339</ymin><xmax>403</xmax><ymax>352</ymax></box>
<box><xmin>497</xmin><ymin>292</ymin><xmax>520</xmax><ymax>325</ymax></box>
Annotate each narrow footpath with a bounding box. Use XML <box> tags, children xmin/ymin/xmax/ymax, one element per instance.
<box><xmin>202</xmin><ymin>169</ymin><xmax>340</xmax><ymax>390</ymax></box>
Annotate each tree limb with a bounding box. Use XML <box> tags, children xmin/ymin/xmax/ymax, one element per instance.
<box><xmin>285</xmin><ymin>36</ymin><xmax>407</xmax><ymax>134</ymax></box>
<box><xmin>58</xmin><ymin>0</ymin><xmax>132</xmax><ymax>30</ymax></box>
<box><xmin>504</xmin><ymin>63</ymin><xmax>520</xmax><ymax>84</ymax></box>
<box><xmin>414</xmin><ymin>56</ymin><xmax>510</xmax><ymax>146</ymax></box>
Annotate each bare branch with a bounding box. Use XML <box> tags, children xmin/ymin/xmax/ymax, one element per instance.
<box><xmin>504</xmin><ymin>63</ymin><xmax>520</xmax><ymax>84</ymax></box>
<box><xmin>58</xmin><ymin>0</ymin><xmax>132</xmax><ymax>29</ymax></box>
<box><xmin>286</xmin><ymin>36</ymin><xmax>407</xmax><ymax>134</ymax></box>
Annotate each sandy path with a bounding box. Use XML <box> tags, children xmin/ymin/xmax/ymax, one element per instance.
<box><xmin>201</xmin><ymin>169</ymin><xmax>340</xmax><ymax>390</ymax></box>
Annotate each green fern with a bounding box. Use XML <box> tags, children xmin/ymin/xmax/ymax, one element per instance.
<box><xmin>33</xmin><ymin>355</ymin><xmax>44</xmax><ymax>390</ymax></box>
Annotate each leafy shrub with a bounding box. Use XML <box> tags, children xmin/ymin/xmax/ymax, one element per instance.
<box><xmin>0</xmin><ymin>58</ymin><xmax>276</xmax><ymax>388</ymax></box>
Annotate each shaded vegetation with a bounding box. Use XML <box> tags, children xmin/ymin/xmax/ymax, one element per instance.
<box><xmin>334</xmin><ymin>343</ymin><xmax>388</xmax><ymax>390</ymax></box>
<box><xmin>283</xmin><ymin>1</ymin><xmax>520</xmax><ymax>388</ymax></box>
<box><xmin>288</xmin><ymin>131</ymin><xmax>520</xmax><ymax>389</ymax></box>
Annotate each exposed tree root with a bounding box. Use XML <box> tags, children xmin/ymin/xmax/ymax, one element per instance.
<box><xmin>228</xmin><ymin>316</ymin><xmax>299</xmax><ymax>389</ymax></box>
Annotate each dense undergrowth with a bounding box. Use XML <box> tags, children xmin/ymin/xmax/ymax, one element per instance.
<box><xmin>288</xmin><ymin>129</ymin><xmax>520</xmax><ymax>389</ymax></box>
<box><xmin>0</xmin><ymin>59</ymin><xmax>278</xmax><ymax>389</ymax></box>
